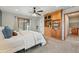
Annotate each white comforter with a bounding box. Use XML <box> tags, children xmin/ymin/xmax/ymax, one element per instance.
<box><xmin>0</xmin><ymin>31</ymin><xmax>46</xmax><ymax>53</ymax></box>
<box><xmin>19</xmin><ymin>31</ymin><xmax>46</xmax><ymax>49</ymax></box>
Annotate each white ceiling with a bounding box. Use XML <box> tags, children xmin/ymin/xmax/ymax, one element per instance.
<box><xmin>0</xmin><ymin>6</ymin><xmax>72</xmax><ymax>16</ymax></box>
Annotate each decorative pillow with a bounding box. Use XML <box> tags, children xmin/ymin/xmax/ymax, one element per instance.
<box><xmin>12</xmin><ymin>31</ymin><xmax>17</xmax><ymax>36</ymax></box>
<box><xmin>2</xmin><ymin>26</ymin><xmax>13</xmax><ymax>39</ymax></box>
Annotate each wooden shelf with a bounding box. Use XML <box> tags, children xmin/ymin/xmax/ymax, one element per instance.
<box><xmin>44</xmin><ymin>10</ymin><xmax>62</xmax><ymax>39</ymax></box>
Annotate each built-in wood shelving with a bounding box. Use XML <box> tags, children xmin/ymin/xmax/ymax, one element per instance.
<box><xmin>44</xmin><ymin>10</ymin><xmax>62</xmax><ymax>39</ymax></box>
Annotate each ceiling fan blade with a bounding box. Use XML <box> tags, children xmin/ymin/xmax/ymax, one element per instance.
<box><xmin>37</xmin><ymin>10</ymin><xmax>43</xmax><ymax>12</ymax></box>
<box><xmin>36</xmin><ymin>13</ymin><xmax>41</xmax><ymax>16</ymax></box>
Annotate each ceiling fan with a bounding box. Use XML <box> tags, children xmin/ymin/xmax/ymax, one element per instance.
<box><xmin>31</xmin><ymin>7</ymin><xmax>43</xmax><ymax>16</ymax></box>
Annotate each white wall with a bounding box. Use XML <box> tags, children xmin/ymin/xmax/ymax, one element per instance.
<box><xmin>0</xmin><ymin>10</ymin><xmax>2</xmax><ymax>26</ymax></box>
<box><xmin>2</xmin><ymin>11</ymin><xmax>44</xmax><ymax>34</ymax></box>
<box><xmin>64</xmin><ymin>7</ymin><xmax>79</xmax><ymax>14</ymax></box>
<box><xmin>2</xmin><ymin>11</ymin><xmax>29</xmax><ymax>30</ymax></box>
<box><xmin>30</xmin><ymin>16</ymin><xmax>44</xmax><ymax>34</ymax></box>
<box><xmin>30</xmin><ymin>17</ymin><xmax>40</xmax><ymax>31</ymax></box>
<box><xmin>61</xmin><ymin>11</ymin><xmax>65</xmax><ymax>40</ymax></box>
<box><xmin>38</xmin><ymin>16</ymin><xmax>44</xmax><ymax>34</ymax></box>
<box><xmin>2</xmin><ymin>11</ymin><xmax>16</xmax><ymax>29</ymax></box>
<box><xmin>65</xmin><ymin>15</ymin><xmax>69</xmax><ymax>38</ymax></box>
<box><xmin>69</xmin><ymin>16</ymin><xmax>79</xmax><ymax>24</ymax></box>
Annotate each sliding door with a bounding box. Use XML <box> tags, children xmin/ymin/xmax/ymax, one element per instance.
<box><xmin>17</xmin><ymin>17</ymin><xmax>30</xmax><ymax>31</ymax></box>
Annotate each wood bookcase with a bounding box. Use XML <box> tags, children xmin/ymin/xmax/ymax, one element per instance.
<box><xmin>44</xmin><ymin>10</ymin><xmax>62</xmax><ymax>39</ymax></box>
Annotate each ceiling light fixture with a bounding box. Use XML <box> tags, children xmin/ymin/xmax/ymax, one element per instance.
<box><xmin>15</xmin><ymin>9</ymin><xmax>19</xmax><ymax>11</ymax></box>
<box><xmin>32</xmin><ymin>13</ymin><xmax>37</xmax><ymax>16</ymax></box>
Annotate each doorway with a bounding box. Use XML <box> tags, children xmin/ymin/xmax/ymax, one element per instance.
<box><xmin>65</xmin><ymin>12</ymin><xmax>79</xmax><ymax>40</ymax></box>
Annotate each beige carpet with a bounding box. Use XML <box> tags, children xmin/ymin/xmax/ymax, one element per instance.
<box><xmin>26</xmin><ymin>36</ymin><xmax>79</xmax><ymax>53</ymax></box>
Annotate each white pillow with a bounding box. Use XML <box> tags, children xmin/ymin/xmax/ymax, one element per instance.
<box><xmin>0</xmin><ymin>27</ymin><xmax>4</xmax><ymax>40</ymax></box>
<box><xmin>0</xmin><ymin>26</ymin><xmax>4</xmax><ymax>30</ymax></box>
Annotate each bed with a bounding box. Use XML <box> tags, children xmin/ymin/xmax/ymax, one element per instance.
<box><xmin>0</xmin><ymin>28</ymin><xmax>46</xmax><ymax>53</ymax></box>
<box><xmin>19</xmin><ymin>30</ymin><xmax>46</xmax><ymax>49</ymax></box>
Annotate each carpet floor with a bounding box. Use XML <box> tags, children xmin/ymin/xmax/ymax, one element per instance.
<box><xmin>16</xmin><ymin>36</ymin><xmax>79</xmax><ymax>53</ymax></box>
<box><xmin>26</xmin><ymin>36</ymin><xmax>79</xmax><ymax>53</ymax></box>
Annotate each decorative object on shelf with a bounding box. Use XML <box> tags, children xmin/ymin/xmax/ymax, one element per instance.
<box><xmin>45</xmin><ymin>20</ymin><xmax>51</xmax><ymax>28</ymax></box>
<box><xmin>48</xmin><ymin>15</ymin><xmax>51</xmax><ymax>19</ymax></box>
<box><xmin>44</xmin><ymin>15</ymin><xmax>51</xmax><ymax>27</ymax></box>
<box><xmin>44</xmin><ymin>16</ymin><xmax>47</xmax><ymax>19</ymax></box>
<box><xmin>44</xmin><ymin>10</ymin><xmax>62</xmax><ymax>39</ymax></box>
<box><xmin>51</xmin><ymin>20</ymin><xmax>60</xmax><ymax>30</ymax></box>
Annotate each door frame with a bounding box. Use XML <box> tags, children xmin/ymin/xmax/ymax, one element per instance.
<box><xmin>64</xmin><ymin>11</ymin><xmax>79</xmax><ymax>40</ymax></box>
